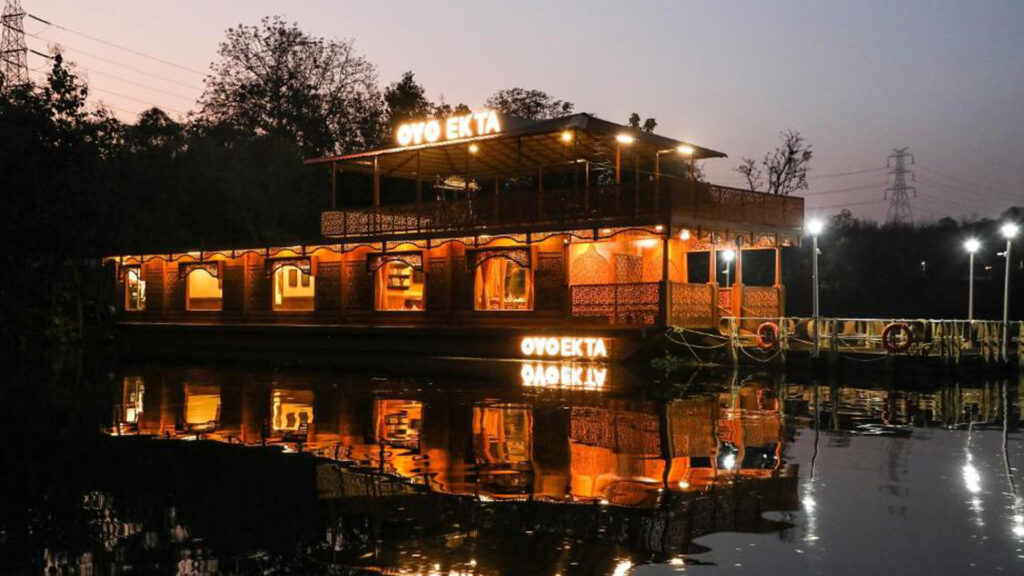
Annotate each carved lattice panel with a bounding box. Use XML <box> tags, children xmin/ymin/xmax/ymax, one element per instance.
<box><xmin>222</xmin><ymin>265</ymin><xmax>245</xmax><ymax>312</ymax></box>
<box><xmin>614</xmin><ymin>254</ymin><xmax>642</xmax><ymax>284</ymax></box>
<box><xmin>535</xmin><ymin>251</ymin><xmax>564</xmax><ymax>310</ymax></box>
<box><xmin>569</xmin><ymin>407</ymin><xmax>660</xmax><ymax>455</ymax></box>
<box><xmin>742</xmin><ymin>286</ymin><xmax>780</xmax><ymax>319</ymax></box>
<box><xmin>246</xmin><ymin>265</ymin><xmax>269</xmax><ymax>311</ymax></box>
<box><xmin>570</xmin><ymin>245</ymin><xmax>610</xmax><ymax>285</ymax></box>
<box><xmin>344</xmin><ymin>260</ymin><xmax>371</xmax><ymax>310</ymax></box>
<box><xmin>668</xmin><ymin>401</ymin><xmax>716</xmax><ymax>457</ymax></box>
<box><xmin>451</xmin><ymin>255</ymin><xmax>472</xmax><ymax>309</ymax></box>
<box><xmin>166</xmin><ymin>268</ymin><xmax>184</xmax><ymax>311</ymax></box>
<box><xmin>426</xmin><ymin>257</ymin><xmax>449</xmax><ymax>311</ymax></box>
<box><xmin>142</xmin><ymin>262</ymin><xmax>163</xmax><ymax>312</ymax></box>
<box><xmin>671</xmin><ymin>283</ymin><xmax>715</xmax><ymax>328</ymax></box>
<box><xmin>315</xmin><ymin>262</ymin><xmax>342</xmax><ymax>312</ymax></box>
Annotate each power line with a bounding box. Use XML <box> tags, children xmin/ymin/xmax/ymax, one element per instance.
<box><xmin>917</xmin><ymin>176</ymin><xmax>1016</xmax><ymax>211</ymax></box>
<box><xmin>809</xmin><ymin>166</ymin><xmax>887</xmax><ymax>180</ymax></box>
<box><xmin>26</xmin><ymin>13</ymin><xmax>206</xmax><ymax>76</ymax></box>
<box><xmin>26</xmin><ymin>30</ymin><xmax>203</xmax><ymax>90</ymax></box>
<box><xmin>808</xmin><ymin>198</ymin><xmax>887</xmax><ymax>210</ymax></box>
<box><xmin>917</xmin><ymin>163</ymin><xmax>1023</xmax><ymax>200</ymax></box>
<box><xmin>89</xmin><ymin>85</ymin><xmax>186</xmax><ymax>115</ymax></box>
<box><xmin>803</xmin><ymin>182</ymin><xmax>888</xmax><ymax>196</ymax></box>
<box><xmin>28</xmin><ymin>44</ymin><xmax>196</xmax><ymax>103</ymax></box>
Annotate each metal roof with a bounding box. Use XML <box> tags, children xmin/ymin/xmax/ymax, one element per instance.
<box><xmin>303</xmin><ymin>113</ymin><xmax>726</xmax><ymax>181</ymax></box>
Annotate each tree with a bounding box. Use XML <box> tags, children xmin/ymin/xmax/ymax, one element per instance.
<box><xmin>196</xmin><ymin>16</ymin><xmax>383</xmax><ymax>156</ymax></box>
<box><xmin>485</xmin><ymin>88</ymin><xmax>573</xmax><ymax>120</ymax></box>
<box><xmin>735</xmin><ymin>130</ymin><xmax>812</xmax><ymax>195</ymax></box>
<box><xmin>383</xmin><ymin>71</ymin><xmax>433</xmax><ymax>133</ymax></box>
<box><xmin>628</xmin><ymin>112</ymin><xmax>657</xmax><ymax>133</ymax></box>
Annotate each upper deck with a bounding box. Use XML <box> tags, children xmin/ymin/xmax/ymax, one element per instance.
<box><xmin>307</xmin><ymin>112</ymin><xmax>804</xmax><ymax>244</ymax></box>
<box><xmin>319</xmin><ymin>178</ymin><xmax>803</xmax><ymax>242</ymax></box>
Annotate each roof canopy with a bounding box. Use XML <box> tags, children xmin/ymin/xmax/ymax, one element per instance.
<box><xmin>303</xmin><ymin>113</ymin><xmax>726</xmax><ymax>181</ymax></box>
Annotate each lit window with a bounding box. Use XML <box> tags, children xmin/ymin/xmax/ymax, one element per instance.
<box><xmin>125</xmin><ymin>266</ymin><xmax>146</xmax><ymax>311</ymax></box>
<box><xmin>186</xmin><ymin>268</ymin><xmax>222</xmax><ymax>311</ymax></box>
<box><xmin>273</xmin><ymin>265</ymin><xmax>315</xmax><ymax>311</ymax></box>
<box><xmin>475</xmin><ymin>258</ymin><xmax>532</xmax><ymax>310</ymax></box>
<box><xmin>375</xmin><ymin>260</ymin><xmax>425</xmax><ymax>311</ymax></box>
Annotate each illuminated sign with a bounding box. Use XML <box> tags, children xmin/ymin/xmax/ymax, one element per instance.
<box><xmin>521</xmin><ymin>362</ymin><xmax>607</xmax><ymax>390</ymax></box>
<box><xmin>396</xmin><ymin>110</ymin><xmax>501</xmax><ymax>146</ymax></box>
<box><xmin>520</xmin><ymin>336</ymin><xmax>609</xmax><ymax>360</ymax></box>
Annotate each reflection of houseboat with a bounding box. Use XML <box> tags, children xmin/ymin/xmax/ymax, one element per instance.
<box><xmin>107</xmin><ymin>112</ymin><xmax>803</xmax><ymax>360</ymax></box>
<box><xmin>110</xmin><ymin>367</ymin><xmax>793</xmax><ymax>506</ymax></box>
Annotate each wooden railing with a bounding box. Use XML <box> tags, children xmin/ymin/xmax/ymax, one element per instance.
<box><xmin>322</xmin><ymin>180</ymin><xmax>804</xmax><ymax>239</ymax></box>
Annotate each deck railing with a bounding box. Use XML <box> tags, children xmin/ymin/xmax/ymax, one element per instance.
<box><xmin>570</xmin><ymin>282</ymin><xmax>662</xmax><ymax>326</ymax></box>
<box><xmin>322</xmin><ymin>180</ymin><xmax>803</xmax><ymax>239</ymax></box>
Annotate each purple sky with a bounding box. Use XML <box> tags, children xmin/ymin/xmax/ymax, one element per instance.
<box><xmin>23</xmin><ymin>0</ymin><xmax>1024</xmax><ymax>222</ymax></box>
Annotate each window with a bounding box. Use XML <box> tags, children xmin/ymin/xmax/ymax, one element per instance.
<box><xmin>273</xmin><ymin>265</ymin><xmax>315</xmax><ymax>311</ymax></box>
<box><xmin>475</xmin><ymin>258</ymin><xmax>532</xmax><ymax>310</ymax></box>
<box><xmin>375</xmin><ymin>260</ymin><xmax>425</xmax><ymax>311</ymax></box>
<box><xmin>125</xmin><ymin>266</ymin><xmax>146</xmax><ymax>311</ymax></box>
<box><xmin>186</xmin><ymin>268</ymin><xmax>222</xmax><ymax>311</ymax></box>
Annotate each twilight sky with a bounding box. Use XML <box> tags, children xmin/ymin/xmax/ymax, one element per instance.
<box><xmin>23</xmin><ymin>0</ymin><xmax>1024</xmax><ymax>222</ymax></box>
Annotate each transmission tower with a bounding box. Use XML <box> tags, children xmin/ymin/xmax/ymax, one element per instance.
<box><xmin>885</xmin><ymin>147</ymin><xmax>916</xmax><ymax>224</ymax></box>
<box><xmin>1</xmin><ymin>0</ymin><xmax>28</xmax><ymax>87</ymax></box>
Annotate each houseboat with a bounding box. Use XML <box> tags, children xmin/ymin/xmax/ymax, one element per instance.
<box><xmin>109</xmin><ymin>111</ymin><xmax>804</xmax><ymax>361</ymax></box>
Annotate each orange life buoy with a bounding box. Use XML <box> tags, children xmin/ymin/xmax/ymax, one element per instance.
<box><xmin>881</xmin><ymin>322</ymin><xmax>914</xmax><ymax>353</ymax></box>
<box><xmin>756</xmin><ymin>322</ymin><xmax>780</xmax><ymax>350</ymax></box>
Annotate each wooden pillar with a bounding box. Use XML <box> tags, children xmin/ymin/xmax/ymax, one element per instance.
<box><xmin>415</xmin><ymin>150</ymin><xmax>422</xmax><ymax>232</ymax></box>
<box><xmin>372</xmin><ymin>156</ymin><xmax>381</xmax><ymax>206</ymax></box>
<box><xmin>734</xmin><ymin>238</ymin><xmax>744</xmax><ymax>319</ymax></box>
<box><xmin>330</xmin><ymin>162</ymin><xmax>338</xmax><ymax>210</ymax></box>
<box><xmin>584</xmin><ymin>160</ymin><xmax>591</xmax><ymax>210</ymax></box>
<box><xmin>708</xmin><ymin>236</ymin><xmax>717</xmax><ymax>285</ymax></box>
<box><xmin>242</xmin><ymin>252</ymin><xmax>250</xmax><ymax>320</ymax></box>
<box><xmin>661</xmin><ymin>234</ymin><xmax>671</xmax><ymax>326</ymax></box>
<box><xmin>537</xmin><ymin>166</ymin><xmax>544</xmax><ymax>217</ymax></box>
<box><xmin>653</xmin><ymin>152</ymin><xmax>660</xmax><ymax>182</ymax></box>
<box><xmin>615</xmin><ymin>142</ymin><xmax>621</xmax><ymax>184</ymax></box>
<box><xmin>494</xmin><ymin>175</ymin><xmax>500</xmax><ymax>220</ymax></box>
<box><xmin>774</xmin><ymin>245</ymin><xmax>782</xmax><ymax>287</ymax></box>
<box><xmin>339</xmin><ymin>250</ymin><xmax>348</xmax><ymax>320</ymax></box>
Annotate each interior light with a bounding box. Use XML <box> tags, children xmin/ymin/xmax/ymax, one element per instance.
<box><xmin>615</xmin><ymin>134</ymin><xmax>635</xmax><ymax>144</ymax></box>
<box><xmin>561</xmin><ymin>130</ymin><xmax>573</xmax><ymax>142</ymax></box>
<box><xmin>680</xmin><ymin>229</ymin><xmax>691</xmax><ymax>240</ymax></box>
<box><xmin>677</xmin><ymin>145</ymin><xmax>695</xmax><ymax>155</ymax></box>
<box><xmin>468</xmin><ymin>143</ymin><xmax>479</xmax><ymax>154</ymax></box>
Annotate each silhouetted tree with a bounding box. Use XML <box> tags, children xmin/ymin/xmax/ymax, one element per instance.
<box><xmin>735</xmin><ymin>130</ymin><xmax>812</xmax><ymax>195</ymax></box>
<box><xmin>485</xmin><ymin>88</ymin><xmax>573</xmax><ymax>120</ymax></box>
<box><xmin>628</xmin><ymin>112</ymin><xmax>657</xmax><ymax>133</ymax></box>
<box><xmin>196</xmin><ymin>16</ymin><xmax>383</xmax><ymax>155</ymax></box>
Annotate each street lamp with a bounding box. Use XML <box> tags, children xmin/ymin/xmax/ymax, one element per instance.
<box><xmin>964</xmin><ymin>238</ymin><xmax>980</xmax><ymax>321</ymax></box>
<box><xmin>806</xmin><ymin>219</ymin><xmax>825</xmax><ymax>358</ymax></box>
<box><xmin>722</xmin><ymin>249</ymin><xmax>736</xmax><ymax>288</ymax></box>
<box><xmin>1000</xmin><ymin>222</ymin><xmax>1018</xmax><ymax>362</ymax></box>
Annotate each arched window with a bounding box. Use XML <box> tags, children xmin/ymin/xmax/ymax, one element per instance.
<box><xmin>475</xmin><ymin>258</ymin><xmax>533</xmax><ymax>311</ymax></box>
<box><xmin>125</xmin><ymin>266</ymin><xmax>146</xmax><ymax>311</ymax></box>
<box><xmin>375</xmin><ymin>260</ymin><xmax>425</xmax><ymax>311</ymax></box>
<box><xmin>186</xmin><ymin>268</ymin><xmax>222</xmax><ymax>311</ymax></box>
<box><xmin>273</xmin><ymin>265</ymin><xmax>315</xmax><ymax>311</ymax></box>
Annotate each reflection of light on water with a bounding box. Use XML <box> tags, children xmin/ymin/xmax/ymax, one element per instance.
<box><xmin>721</xmin><ymin>453</ymin><xmax>736</xmax><ymax>471</ymax></box>
<box><xmin>962</xmin><ymin>462</ymin><xmax>982</xmax><ymax>494</ymax></box>
<box><xmin>612</xmin><ymin>560</ymin><xmax>633</xmax><ymax>576</ymax></box>
<box><xmin>520</xmin><ymin>362</ymin><xmax>607</xmax><ymax>390</ymax></box>
<box><xmin>1013</xmin><ymin>513</ymin><xmax>1024</xmax><ymax>537</ymax></box>
<box><xmin>802</xmin><ymin>496</ymin><xmax>816</xmax><ymax>512</ymax></box>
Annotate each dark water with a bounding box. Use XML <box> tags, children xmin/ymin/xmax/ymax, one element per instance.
<box><xmin>2</xmin><ymin>357</ymin><xmax>1022</xmax><ymax>576</ymax></box>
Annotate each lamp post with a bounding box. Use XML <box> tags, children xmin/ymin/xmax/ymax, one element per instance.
<box><xmin>964</xmin><ymin>238</ymin><xmax>980</xmax><ymax>321</ymax></box>
<box><xmin>806</xmin><ymin>219</ymin><xmax>825</xmax><ymax>358</ymax></box>
<box><xmin>723</xmin><ymin>249</ymin><xmax>735</xmax><ymax>288</ymax></box>
<box><xmin>1000</xmin><ymin>223</ymin><xmax>1018</xmax><ymax>362</ymax></box>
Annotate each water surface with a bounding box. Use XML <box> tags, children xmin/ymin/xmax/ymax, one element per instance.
<box><xmin>2</xmin><ymin>358</ymin><xmax>1022</xmax><ymax>575</ymax></box>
